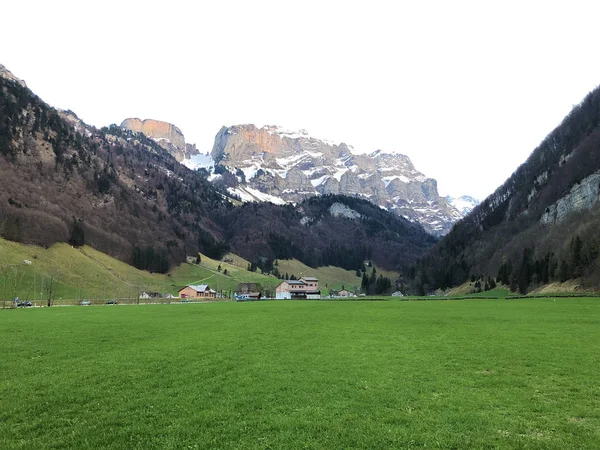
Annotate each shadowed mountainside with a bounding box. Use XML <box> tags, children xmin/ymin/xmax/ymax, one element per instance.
<box><xmin>407</xmin><ymin>85</ymin><xmax>600</xmax><ymax>294</ymax></box>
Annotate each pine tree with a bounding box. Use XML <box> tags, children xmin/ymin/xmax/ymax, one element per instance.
<box><xmin>361</xmin><ymin>273</ymin><xmax>369</xmax><ymax>292</ymax></box>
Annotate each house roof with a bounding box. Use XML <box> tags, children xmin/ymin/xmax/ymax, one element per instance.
<box><xmin>286</xmin><ymin>280</ymin><xmax>306</xmax><ymax>285</ymax></box>
<box><xmin>301</xmin><ymin>277</ymin><xmax>318</xmax><ymax>281</ymax></box>
<box><xmin>235</xmin><ymin>282</ymin><xmax>258</xmax><ymax>292</ymax></box>
<box><xmin>178</xmin><ymin>284</ymin><xmax>210</xmax><ymax>292</ymax></box>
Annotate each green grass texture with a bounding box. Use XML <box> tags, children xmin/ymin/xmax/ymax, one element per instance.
<box><xmin>1</xmin><ymin>298</ymin><xmax>599</xmax><ymax>448</ymax></box>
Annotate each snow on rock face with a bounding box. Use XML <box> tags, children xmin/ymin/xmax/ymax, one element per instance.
<box><xmin>181</xmin><ymin>153</ymin><xmax>214</xmax><ymax>171</ymax></box>
<box><xmin>329</xmin><ymin>202</ymin><xmax>361</xmax><ymax>219</ymax></box>
<box><xmin>227</xmin><ymin>186</ymin><xmax>287</xmax><ymax>205</ymax></box>
<box><xmin>211</xmin><ymin>124</ymin><xmax>474</xmax><ymax>235</ymax></box>
<box><xmin>445</xmin><ymin>195</ymin><xmax>480</xmax><ymax>215</ymax></box>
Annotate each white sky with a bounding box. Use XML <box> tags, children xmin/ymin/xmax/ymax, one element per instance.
<box><xmin>2</xmin><ymin>0</ymin><xmax>599</xmax><ymax>199</ymax></box>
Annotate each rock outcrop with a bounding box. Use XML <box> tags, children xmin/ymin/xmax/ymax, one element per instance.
<box><xmin>0</xmin><ymin>64</ymin><xmax>26</xmax><ymax>87</ymax></box>
<box><xmin>211</xmin><ymin>124</ymin><xmax>464</xmax><ymax>235</ymax></box>
<box><xmin>540</xmin><ymin>171</ymin><xmax>600</xmax><ymax>224</ymax></box>
<box><xmin>121</xmin><ymin>118</ymin><xmax>198</xmax><ymax>162</ymax></box>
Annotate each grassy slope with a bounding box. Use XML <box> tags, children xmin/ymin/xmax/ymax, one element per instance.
<box><xmin>275</xmin><ymin>259</ymin><xmax>398</xmax><ymax>295</ymax></box>
<box><xmin>0</xmin><ymin>238</ymin><xmax>397</xmax><ymax>302</ymax></box>
<box><xmin>1</xmin><ymin>298</ymin><xmax>600</xmax><ymax>448</ymax></box>
<box><xmin>0</xmin><ymin>238</ymin><xmax>279</xmax><ymax>303</ymax></box>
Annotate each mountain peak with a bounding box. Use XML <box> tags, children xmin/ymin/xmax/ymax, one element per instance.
<box><xmin>121</xmin><ymin>118</ymin><xmax>199</xmax><ymax>162</ymax></box>
<box><xmin>0</xmin><ymin>64</ymin><xmax>26</xmax><ymax>88</ymax></box>
<box><xmin>445</xmin><ymin>195</ymin><xmax>480</xmax><ymax>215</ymax></box>
<box><xmin>209</xmin><ymin>123</ymin><xmax>467</xmax><ymax>235</ymax></box>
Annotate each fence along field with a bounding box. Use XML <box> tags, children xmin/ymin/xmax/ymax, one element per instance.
<box><xmin>1</xmin><ymin>298</ymin><xmax>599</xmax><ymax>448</ymax></box>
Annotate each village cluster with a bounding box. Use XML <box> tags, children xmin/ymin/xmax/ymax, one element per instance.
<box><xmin>138</xmin><ymin>277</ymin><xmax>359</xmax><ymax>302</ymax></box>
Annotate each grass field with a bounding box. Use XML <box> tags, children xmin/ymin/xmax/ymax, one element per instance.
<box><xmin>1</xmin><ymin>298</ymin><xmax>599</xmax><ymax>449</ymax></box>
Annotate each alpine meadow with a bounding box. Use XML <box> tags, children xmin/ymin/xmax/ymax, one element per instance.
<box><xmin>3</xmin><ymin>4</ymin><xmax>600</xmax><ymax>448</ymax></box>
<box><xmin>2</xmin><ymin>299</ymin><xmax>600</xmax><ymax>449</ymax></box>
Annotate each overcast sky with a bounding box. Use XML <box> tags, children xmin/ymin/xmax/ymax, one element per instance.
<box><xmin>2</xmin><ymin>0</ymin><xmax>599</xmax><ymax>199</ymax></box>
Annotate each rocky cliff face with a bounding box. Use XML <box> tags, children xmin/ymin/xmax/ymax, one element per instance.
<box><xmin>121</xmin><ymin>118</ymin><xmax>198</xmax><ymax>162</ymax></box>
<box><xmin>211</xmin><ymin>124</ymin><xmax>464</xmax><ymax>235</ymax></box>
<box><xmin>540</xmin><ymin>171</ymin><xmax>600</xmax><ymax>224</ymax></box>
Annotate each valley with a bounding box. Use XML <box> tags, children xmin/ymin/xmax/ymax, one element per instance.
<box><xmin>3</xmin><ymin>4</ymin><xmax>600</xmax><ymax>449</ymax></box>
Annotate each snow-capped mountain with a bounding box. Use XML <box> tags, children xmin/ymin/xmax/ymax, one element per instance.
<box><xmin>180</xmin><ymin>153</ymin><xmax>213</xmax><ymax>171</ymax></box>
<box><xmin>445</xmin><ymin>195</ymin><xmax>480</xmax><ymax>215</ymax></box>
<box><xmin>210</xmin><ymin>124</ymin><xmax>467</xmax><ymax>235</ymax></box>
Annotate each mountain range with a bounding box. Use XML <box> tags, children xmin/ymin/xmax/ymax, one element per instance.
<box><xmin>210</xmin><ymin>124</ymin><xmax>474</xmax><ymax>235</ymax></box>
<box><xmin>122</xmin><ymin>120</ymin><xmax>478</xmax><ymax>235</ymax></box>
<box><xmin>0</xmin><ymin>64</ymin><xmax>435</xmax><ymax>276</ymax></box>
<box><xmin>3</xmin><ymin>60</ymin><xmax>600</xmax><ymax>294</ymax></box>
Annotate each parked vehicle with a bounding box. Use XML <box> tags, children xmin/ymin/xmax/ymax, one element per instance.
<box><xmin>105</xmin><ymin>300</ymin><xmax>118</xmax><ymax>305</ymax></box>
<box><xmin>80</xmin><ymin>300</ymin><xmax>91</xmax><ymax>306</ymax></box>
<box><xmin>17</xmin><ymin>301</ymin><xmax>32</xmax><ymax>307</ymax></box>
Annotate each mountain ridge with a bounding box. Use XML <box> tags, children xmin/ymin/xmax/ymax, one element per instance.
<box><xmin>407</xmin><ymin>85</ymin><xmax>600</xmax><ymax>293</ymax></box>
<box><xmin>0</xmin><ymin>64</ymin><xmax>436</xmax><ymax>275</ymax></box>
<box><xmin>208</xmin><ymin>123</ymin><xmax>470</xmax><ymax>235</ymax></box>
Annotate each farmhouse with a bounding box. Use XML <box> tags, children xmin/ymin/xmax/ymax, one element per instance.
<box><xmin>276</xmin><ymin>277</ymin><xmax>320</xmax><ymax>299</ymax></box>
<box><xmin>234</xmin><ymin>283</ymin><xmax>261</xmax><ymax>300</ymax></box>
<box><xmin>178</xmin><ymin>284</ymin><xmax>216</xmax><ymax>299</ymax></box>
<box><xmin>139</xmin><ymin>291</ymin><xmax>163</xmax><ymax>299</ymax></box>
<box><xmin>337</xmin><ymin>289</ymin><xmax>355</xmax><ymax>298</ymax></box>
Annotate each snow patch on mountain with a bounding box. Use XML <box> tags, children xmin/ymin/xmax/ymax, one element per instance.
<box><xmin>228</xmin><ymin>186</ymin><xmax>287</xmax><ymax>205</ymax></box>
<box><xmin>382</xmin><ymin>175</ymin><xmax>411</xmax><ymax>187</ymax></box>
<box><xmin>261</xmin><ymin>125</ymin><xmax>343</xmax><ymax>147</ymax></box>
<box><xmin>310</xmin><ymin>175</ymin><xmax>329</xmax><ymax>187</ymax></box>
<box><xmin>445</xmin><ymin>195</ymin><xmax>480</xmax><ymax>215</ymax></box>
<box><xmin>181</xmin><ymin>153</ymin><xmax>214</xmax><ymax>171</ymax></box>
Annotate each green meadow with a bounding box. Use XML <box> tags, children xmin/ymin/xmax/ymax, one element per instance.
<box><xmin>1</xmin><ymin>298</ymin><xmax>600</xmax><ymax>449</ymax></box>
<box><xmin>0</xmin><ymin>237</ymin><xmax>371</xmax><ymax>303</ymax></box>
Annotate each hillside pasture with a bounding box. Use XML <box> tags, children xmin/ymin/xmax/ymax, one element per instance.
<box><xmin>1</xmin><ymin>298</ymin><xmax>599</xmax><ymax>448</ymax></box>
<box><xmin>1</xmin><ymin>237</ymin><xmax>391</xmax><ymax>304</ymax></box>
<box><xmin>0</xmin><ymin>237</ymin><xmax>280</xmax><ymax>304</ymax></box>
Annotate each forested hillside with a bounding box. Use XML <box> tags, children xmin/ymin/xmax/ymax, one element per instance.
<box><xmin>0</xmin><ymin>74</ymin><xmax>235</xmax><ymax>270</ymax></box>
<box><xmin>0</xmin><ymin>70</ymin><xmax>435</xmax><ymax>274</ymax></box>
<box><xmin>407</xmin><ymin>86</ymin><xmax>600</xmax><ymax>294</ymax></box>
<box><xmin>222</xmin><ymin>194</ymin><xmax>437</xmax><ymax>272</ymax></box>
